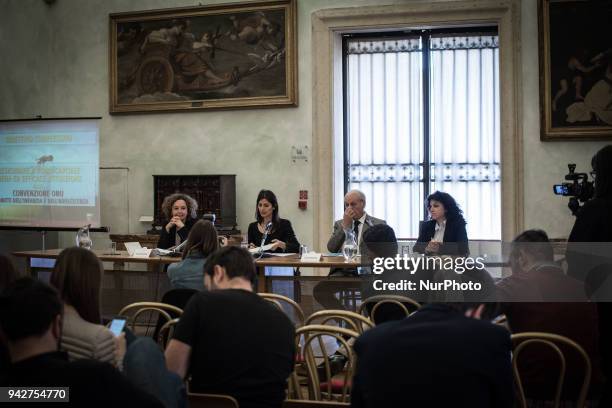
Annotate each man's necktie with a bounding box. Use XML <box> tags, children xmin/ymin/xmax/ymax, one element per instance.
<box><xmin>353</xmin><ymin>220</ymin><xmax>361</xmax><ymax>244</ymax></box>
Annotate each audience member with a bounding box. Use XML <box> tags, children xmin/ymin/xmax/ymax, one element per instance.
<box><xmin>351</xmin><ymin>302</ymin><xmax>513</xmax><ymax>407</ymax></box>
<box><xmin>167</xmin><ymin>220</ymin><xmax>225</xmax><ymax>290</ymax></box>
<box><xmin>50</xmin><ymin>247</ymin><xmax>124</xmax><ymax>367</ymax></box>
<box><xmin>413</xmin><ymin>190</ymin><xmax>469</xmax><ymax>256</ymax></box>
<box><xmin>497</xmin><ymin>229</ymin><xmax>603</xmax><ymax>401</ymax></box>
<box><xmin>314</xmin><ymin>189</ymin><xmax>386</xmax><ymax>310</ymax></box>
<box><xmin>0</xmin><ymin>254</ymin><xmax>19</xmax><ymax>292</ymax></box>
<box><xmin>157</xmin><ymin>193</ymin><xmax>199</xmax><ymax>249</ymax></box>
<box><xmin>0</xmin><ymin>253</ymin><xmax>19</xmax><ymax>383</ymax></box>
<box><xmin>165</xmin><ymin>246</ymin><xmax>295</xmax><ymax>408</ymax></box>
<box><xmin>50</xmin><ymin>247</ymin><xmax>185</xmax><ymax>407</ymax></box>
<box><xmin>0</xmin><ymin>277</ymin><xmax>163</xmax><ymax>407</ymax></box>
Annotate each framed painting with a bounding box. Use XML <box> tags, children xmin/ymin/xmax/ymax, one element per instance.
<box><xmin>109</xmin><ymin>0</ymin><xmax>297</xmax><ymax>113</ymax></box>
<box><xmin>539</xmin><ymin>0</ymin><xmax>612</xmax><ymax>140</ymax></box>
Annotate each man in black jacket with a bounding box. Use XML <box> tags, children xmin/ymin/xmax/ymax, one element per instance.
<box><xmin>351</xmin><ymin>302</ymin><xmax>513</xmax><ymax>408</ymax></box>
<box><xmin>566</xmin><ymin>145</ymin><xmax>612</xmax><ymax>405</ymax></box>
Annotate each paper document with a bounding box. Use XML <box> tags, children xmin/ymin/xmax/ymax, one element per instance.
<box><xmin>124</xmin><ymin>242</ymin><xmax>152</xmax><ymax>258</ymax></box>
<box><xmin>124</xmin><ymin>242</ymin><xmax>142</xmax><ymax>256</ymax></box>
<box><xmin>248</xmin><ymin>243</ymin><xmax>275</xmax><ymax>254</ymax></box>
<box><xmin>301</xmin><ymin>252</ymin><xmax>322</xmax><ymax>262</ymax></box>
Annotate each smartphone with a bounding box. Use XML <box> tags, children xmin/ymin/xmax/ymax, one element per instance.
<box><xmin>109</xmin><ymin>318</ymin><xmax>126</xmax><ymax>337</ymax></box>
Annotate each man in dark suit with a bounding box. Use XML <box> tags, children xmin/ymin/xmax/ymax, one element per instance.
<box><xmin>351</xmin><ymin>302</ymin><xmax>513</xmax><ymax>408</ymax></box>
<box><xmin>326</xmin><ymin>189</ymin><xmax>386</xmax><ymax>257</ymax></box>
<box><xmin>314</xmin><ymin>189</ymin><xmax>386</xmax><ymax>310</ymax></box>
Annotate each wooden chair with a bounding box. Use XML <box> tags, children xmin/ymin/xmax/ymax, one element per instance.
<box><xmin>305</xmin><ymin>310</ymin><xmax>373</xmax><ymax>334</ymax></box>
<box><xmin>492</xmin><ymin>314</ymin><xmax>510</xmax><ymax>330</ymax></box>
<box><xmin>157</xmin><ymin>317</ymin><xmax>179</xmax><ymax>349</ymax></box>
<box><xmin>259</xmin><ymin>292</ymin><xmax>305</xmax><ymax>327</ymax></box>
<box><xmin>283</xmin><ymin>400</ymin><xmax>350</xmax><ymax>407</ymax></box>
<box><xmin>511</xmin><ymin>332</ymin><xmax>592</xmax><ymax>408</ymax></box>
<box><xmin>296</xmin><ymin>324</ymin><xmax>359</xmax><ymax>402</ymax></box>
<box><xmin>117</xmin><ymin>302</ymin><xmax>183</xmax><ymax>338</ymax></box>
<box><xmin>188</xmin><ymin>392</ymin><xmax>239</xmax><ymax>408</ymax></box>
<box><xmin>259</xmin><ymin>294</ymin><xmax>307</xmax><ymax>399</ymax></box>
<box><xmin>357</xmin><ymin>294</ymin><xmax>420</xmax><ymax>324</ymax></box>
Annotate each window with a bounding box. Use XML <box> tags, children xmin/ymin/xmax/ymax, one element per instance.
<box><xmin>342</xmin><ymin>29</ymin><xmax>500</xmax><ymax>239</ymax></box>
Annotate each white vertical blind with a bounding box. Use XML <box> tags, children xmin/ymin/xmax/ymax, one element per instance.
<box><xmin>429</xmin><ymin>35</ymin><xmax>500</xmax><ymax>239</ymax></box>
<box><xmin>345</xmin><ymin>33</ymin><xmax>500</xmax><ymax>239</ymax></box>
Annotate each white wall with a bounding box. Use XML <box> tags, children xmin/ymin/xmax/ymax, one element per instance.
<box><xmin>0</xmin><ymin>0</ymin><xmax>607</xmax><ymax>254</ymax></box>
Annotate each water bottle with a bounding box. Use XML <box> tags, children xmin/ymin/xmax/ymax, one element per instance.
<box><xmin>76</xmin><ymin>224</ymin><xmax>93</xmax><ymax>250</ymax></box>
<box><xmin>342</xmin><ymin>228</ymin><xmax>358</xmax><ymax>262</ymax></box>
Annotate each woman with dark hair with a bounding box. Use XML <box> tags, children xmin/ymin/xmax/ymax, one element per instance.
<box><xmin>167</xmin><ymin>220</ymin><xmax>227</xmax><ymax>290</ymax></box>
<box><xmin>413</xmin><ymin>191</ymin><xmax>469</xmax><ymax>256</ymax></box>
<box><xmin>50</xmin><ymin>247</ymin><xmax>125</xmax><ymax>368</ymax></box>
<box><xmin>51</xmin><ymin>248</ymin><xmax>188</xmax><ymax>407</ymax></box>
<box><xmin>157</xmin><ymin>193</ymin><xmax>199</xmax><ymax>249</ymax></box>
<box><xmin>247</xmin><ymin>189</ymin><xmax>300</xmax><ymax>253</ymax></box>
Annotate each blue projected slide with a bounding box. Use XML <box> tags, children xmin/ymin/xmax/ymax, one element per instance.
<box><xmin>0</xmin><ymin>119</ymin><xmax>100</xmax><ymax>228</ymax></box>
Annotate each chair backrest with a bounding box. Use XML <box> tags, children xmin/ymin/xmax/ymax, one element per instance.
<box><xmin>259</xmin><ymin>293</ymin><xmax>305</xmax><ymax>327</ymax></box>
<box><xmin>188</xmin><ymin>392</ymin><xmax>239</xmax><ymax>408</ymax></box>
<box><xmin>305</xmin><ymin>310</ymin><xmax>373</xmax><ymax>334</ymax></box>
<box><xmin>296</xmin><ymin>324</ymin><xmax>359</xmax><ymax>402</ymax></box>
<box><xmin>511</xmin><ymin>332</ymin><xmax>592</xmax><ymax>408</ymax></box>
<box><xmin>157</xmin><ymin>317</ymin><xmax>180</xmax><ymax>348</ymax></box>
<box><xmin>357</xmin><ymin>295</ymin><xmax>420</xmax><ymax>324</ymax></box>
<box><xmin>155</xmin><ymin>288</ymin><xmax>197</xmax><ymax>340</ymax></box>
<box><xmin>161</xmin><ymin>288</ymin><xmax>198</xmax><ymax>310</ymax></box>
<box><xmin>283</xmin><ymin>400</ymin><xmax>350</xmax><ymax>408</ymax></box>
<box><xmin>492</xmin><ymin>314</ymin><xmax>510</xmax><ymax>330</ymax></box>
<box><xmin>118</xmin><ymin>302</ymin><xmax>183</xmax><ymax>336</ymax></box>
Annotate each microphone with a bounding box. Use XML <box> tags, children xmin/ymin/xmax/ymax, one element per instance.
<box><xmin>171</xmin><ymin>240</ymin><xmax>188</xmax><ymax>253</ymax></box>
<box><xmin>258</xmin><ymin>221</ymin><xmax>273</xmax><ymax>257</ymax></box>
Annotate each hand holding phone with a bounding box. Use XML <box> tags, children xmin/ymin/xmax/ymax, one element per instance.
<box><xmin>109</xmin><ymin>318</ymin><xmax>126</xmax><ymax>337</ymax></box>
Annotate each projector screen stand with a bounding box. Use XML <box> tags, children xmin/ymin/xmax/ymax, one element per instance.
<box><xmin>41</xmin><ymin>230</ymin><xmax>47</xmax><ymax>251</ymax></box>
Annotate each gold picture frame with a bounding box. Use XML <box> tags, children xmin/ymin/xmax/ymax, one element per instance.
<box><xmin>109</xmin><ymin>0</ymin><xmax>297</xmax><ymax>113</ymax></box>
<box><xmin>538</xmin><ymin>0</ymin><xmax>612</xmax><ymax>140</ymax></box>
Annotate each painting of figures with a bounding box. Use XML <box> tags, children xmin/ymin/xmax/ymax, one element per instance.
<box><xmin>539</xmin><ymin>0</ymin><xmax>612</xmax><ymax>139</ymax></box>
<box><xmin>109</xmin><ymin>0</ymin><xmax>297</xmax><ymax>113</ymax></box>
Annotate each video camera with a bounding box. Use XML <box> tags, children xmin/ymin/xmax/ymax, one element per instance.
<box><xmin>553</xmin><ymin>164</ymin><xmax>594</xmax><ymax>215</ymax></box>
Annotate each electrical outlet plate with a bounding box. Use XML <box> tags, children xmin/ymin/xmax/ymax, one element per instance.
<box><xmin>291</xmin><ymin>145</ymin><xmax>309</xmax><ymax>163</ymax></box>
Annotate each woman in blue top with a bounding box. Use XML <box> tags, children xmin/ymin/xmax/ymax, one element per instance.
<box><xmin>167</xmin><ymin>220</ymin><xmax>226</xmax><ymax>290</ymax></box>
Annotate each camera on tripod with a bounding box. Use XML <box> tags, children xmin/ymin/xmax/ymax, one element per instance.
<box><xmin>553</xmin><ymin>164</ymin><xmax>594</xmax><ymax>215</ymax></box>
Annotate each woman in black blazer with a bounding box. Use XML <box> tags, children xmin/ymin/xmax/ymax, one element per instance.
<box><xmin>413</xmin><ymin>191</ymin><xmax>469</xmax><ymax>256</ymax></box>
<box><xmin>248</xmin><ymin>189</ymin><xmax>300</xmax><ymax>253</ymax></box>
